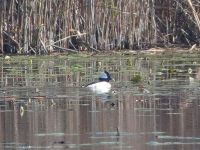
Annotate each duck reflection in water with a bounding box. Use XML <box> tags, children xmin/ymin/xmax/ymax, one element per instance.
<box><xmin>84</xmin><ymin>71</ymin><xmax>117</xmax><ymax>108</ymax></box>
<box><xmin>95</xmin><ymin>93</ymin><xmax>118</xmax><ymax>110</ymax></box>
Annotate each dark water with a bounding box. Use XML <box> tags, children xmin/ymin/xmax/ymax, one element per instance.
<box><xmin>0</xmin><ymin>54</ymin><xmax>200</xmax><ymax>150</ymax></box>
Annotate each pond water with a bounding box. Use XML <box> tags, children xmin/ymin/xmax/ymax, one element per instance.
<box><xmin>0</xmin><ymin>53</ymin><xmax>200</xmax><ymax>150</ymax></box>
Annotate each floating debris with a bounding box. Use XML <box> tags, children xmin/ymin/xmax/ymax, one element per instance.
<box><xmin>5</xmin><ymin>55</ymin><xmax>11</xmax><ymax>60</ymax></box>
<box><xmin>188</xmin><ymin>68</ymin><xmax>192</xmax><ymax>74</ymax></box>
<box><xmin>20</xmin><ymin>106</ymin><xmax>24</xmax><ymax>117</ymax></box>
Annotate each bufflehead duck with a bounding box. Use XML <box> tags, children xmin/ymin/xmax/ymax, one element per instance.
<box><xmin>86</xmin><ymin>71</ymin><xmax>112</xmax><ymax>94</ymax></box>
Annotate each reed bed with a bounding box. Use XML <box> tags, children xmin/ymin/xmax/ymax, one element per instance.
<box><xmin>0</xmin><ymin>0</ymin><xmax>200</xmax><ymax>54</ymax></box>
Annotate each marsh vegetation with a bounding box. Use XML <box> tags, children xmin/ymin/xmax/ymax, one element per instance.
<box><xmin>1</xmin><ymin>0</ymin><xmax>200</xmax><ymax>54</ymax></box>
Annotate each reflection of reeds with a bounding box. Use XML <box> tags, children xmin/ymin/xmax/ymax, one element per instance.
<box><xmin>1</xmin><ymin>0</ymin><xmax>200</xmax><ymax>54</ymax></box>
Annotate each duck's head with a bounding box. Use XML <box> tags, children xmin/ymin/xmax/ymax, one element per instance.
<box><xmin>99</xmin><ymin>71</ymin><xmax>112</xmax><ymax>82</ymax></box>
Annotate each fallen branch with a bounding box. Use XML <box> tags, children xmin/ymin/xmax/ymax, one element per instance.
<box><xmin>46</xmin><ymin>33</ymin><xmax>87</xmax><ymax>48</ymax></box>
<box><xmin>39</xmin><ymin>38</ymin><xmax>48</xmax><ymax>54</ymax></box>
<box><xmin>52</xmin><ymin>45</ymin><xmax>78</xmax><ymax>53</ymax></box>
<box><xmin>80</xmin><ymin>41</ymin><xmax>101</xmax><ymax>52</ymax></box>
<box><xmin>89</xmin><ymin>46</ymin><xmax>100</xmax><ymax>52</ymax></box>
<box><xmin>3</xmin><ymin>31</ymin><xmax>19</xmax><ymax>49</ymax></box>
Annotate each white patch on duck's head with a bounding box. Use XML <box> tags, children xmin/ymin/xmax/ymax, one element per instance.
<box><xmin>99</xmin><ymin>71</ymin><xmax>112</xmax><ymax>82</ymax></box>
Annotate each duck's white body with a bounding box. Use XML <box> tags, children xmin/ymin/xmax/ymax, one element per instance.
<box><xmin>87</xmin><ymin>81</ymin><xmax>111</xmax><ymax>94</ymax></box>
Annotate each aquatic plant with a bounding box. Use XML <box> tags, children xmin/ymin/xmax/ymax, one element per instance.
<box><xmin>131</xmin><ymin>74</ymin><xmax>142</xmax><ymax>84</ymax></box>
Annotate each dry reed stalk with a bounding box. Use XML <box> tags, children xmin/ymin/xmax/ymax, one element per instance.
<box><xmin>187</xmin><ymin>0</ymin><xmax>200</xmax><ymax>32</ymax></box>
<box><xmin>0</xmin><ymin>2</ymin><xmax>3</xmax><ymax>53</ymax></box>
